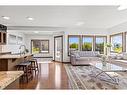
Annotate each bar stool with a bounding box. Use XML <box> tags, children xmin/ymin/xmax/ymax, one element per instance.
<box><xmin>29</xmin><ymin>59</ymin><xmax>39</xmax><ymax>74</ymax></box>
<box><xmin>17</xmin><ymin>61</ymin><xmax>33</xmax><ymax>83</ymax></box>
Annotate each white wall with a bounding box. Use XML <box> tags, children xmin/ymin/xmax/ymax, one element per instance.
<box><xmin>1</xmin><ymin>30</ymin><xmax>25</xmax><ymax>53</ymax></box>
<box><xmin>25</xmin><ymin>34</ymin><xmax>54</xmax><ymax>57</ymax></box>
<box><xmin>66</xmin><ymin>27</ymin><xmax>109</xmax><ymax>35</ymax></box>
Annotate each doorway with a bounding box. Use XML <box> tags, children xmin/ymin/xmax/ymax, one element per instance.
<box><xmin>54</xmin><ymin>36</ymin><xmax>63</xmax><ymax>62</ymax></box>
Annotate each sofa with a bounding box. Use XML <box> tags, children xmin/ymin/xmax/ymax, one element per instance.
<box><xmin>108</xmin><ymin>52</ymin><xmax>127</xmax><ymax>66</ymax></box>
<box><xmin>70</xmin><ymin>51</ymin><xmax>101</xmax><ymax>66</ymax></box>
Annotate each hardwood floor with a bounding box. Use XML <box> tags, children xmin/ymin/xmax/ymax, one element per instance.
<box><xmin>19</xmin><ymin>62</ymin><xmax>70</xmax><ymax>89</ymax></box>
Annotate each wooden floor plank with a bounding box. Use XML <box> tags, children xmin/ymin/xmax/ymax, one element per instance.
<box><xmin>18</xmin><ymin>62</ymin><xmax>69</xmax><ymax>89</ymax></box>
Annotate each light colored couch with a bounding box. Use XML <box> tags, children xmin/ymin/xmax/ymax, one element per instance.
<box><xmin>70</xmin><ymin>51</ymin><xmax>101</xmax><ymax>66</ymax></box>
<box><xmin>108</xmin><ymin>52</ymin><xmax>127</xmax><ymax>66</ymax></box>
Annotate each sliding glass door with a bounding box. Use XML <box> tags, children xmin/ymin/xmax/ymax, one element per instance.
<box><xmin>54</xmin><ymin>36</ymin><xmax>63</xmax><ymax>62</ymax></box>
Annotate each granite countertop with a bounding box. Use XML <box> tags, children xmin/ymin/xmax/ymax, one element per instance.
<box><xmin>0</xmin><ymin>53</ymin><xmax>33</xmax><ymax>59</ymax></box>
<box><xmin>0</xmin><ymin>71</ymin><xmax>24</xmax><ymax>89</ymax></box>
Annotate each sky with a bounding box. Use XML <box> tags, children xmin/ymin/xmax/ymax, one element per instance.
<box><xmin>112</xmin><ymin>35</ymin><xmax>122</xmax><ymax>44</ymax></box>
<box><xmin>83</xmin><ymin>37</ymin><xmax>93</xmax><ymax>43</ymax></box>
<box><xmin>69</xmin><ymin>37</ymin><xmax>79</xmax><ymax>44</ymax></box>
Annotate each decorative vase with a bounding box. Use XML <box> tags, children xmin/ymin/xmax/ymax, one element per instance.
<box><xmin>101</xmin><ymin>54</ymin><xmax>107</xmax><ymax>66</ymax></box>
<box><xmin>107</xmin><ymin>47</ymin><xmax>110</xmax><ymax>56</ymax></box>
<box><xmin>102</xmin><ymin>61</ymin><xmax>106</xmax><ymax>66</ymax></box>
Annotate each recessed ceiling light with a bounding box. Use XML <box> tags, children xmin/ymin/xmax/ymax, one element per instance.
<box><xmin>76</xmin><ymin>22</ymin><xmax>84</xmax><ymax>26</ymax></box>
<box><xmin>2</xmin><ymin>16</ymin><xmax>10</xmax><ymax>20</ymax></box>
<box><xmin>27</xmin><ymin>17</ymin><xmax>34</xmax><ymax>21</ymax></box>
<box><xmin>34</xmin><ymin>31</ymin><xmax>39</xmax><ymax>33</ymax></box>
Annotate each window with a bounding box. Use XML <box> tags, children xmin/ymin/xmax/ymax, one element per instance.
<box><xmin>17</xmin><ymin>36</ymin><xmax>23</xmax><ymax>45</ymax></box>
<box><xmin>31</xmin><ymin>40</ymin><xmax>49</xmax><ymax>53</ymax></box>
<box><xmin>111</xmin><ymin>33</ymin><xmax>123</xmax><ymax>53</ymax></box>
<box><xmin>68</xmin><ymin>35</ymin><xmax>107</xmax><ymax>55</ymax></box>
<box><xmin>8</xmin><ymin>34</ymin><xmax>17</xmax><ymax>44</ymax></box>
<box><xmin>82</xmin><ymin>36</ymin><xmax>93</xmax><ymax>51</ymax></box>
<box><xmin>95</xmin><ymin>36</ymin><xmax>106</xmax><ymax>54</ymax></box>
<box><xmin>68</xmin><ymin>35</ymin><xmax>80</xmax><ymax>55</ymax></box>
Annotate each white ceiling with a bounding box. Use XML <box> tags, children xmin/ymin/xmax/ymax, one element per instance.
<box><xmin>0</xmin><ymin>6</ymin><xmax>127</xmax><ymax>29</ymax></box>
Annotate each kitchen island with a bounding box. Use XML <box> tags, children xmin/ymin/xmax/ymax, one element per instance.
<box><xmin>0</xmin><ymin>53</ymin><xmax>33</xmax><ymax>71</ymax></box>
<box><xmin>0</xmin><ymin>71</ymin><xmax>23</xmax><ymax>89</ymax></box>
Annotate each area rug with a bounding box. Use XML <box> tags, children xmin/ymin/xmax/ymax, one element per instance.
<box><xmin>64</xmin><ymin>64</ymin><xmax>127</xmax><ymax>89</ymax></box>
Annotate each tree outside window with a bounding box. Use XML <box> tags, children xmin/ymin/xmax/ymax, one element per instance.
<box><xmin>82</xmin><ymin>36</ymin><xmax>93</xmax><ymax>51</ymax></box>
<box><xmin>68</xmin><ymin>36</ymin><xmax>80</xmax><ymax>55</ymax></box>
<box><xmin>95</xmin><ymin>37</ymin><xmax>106</xmax><ymax>54</ymax></box>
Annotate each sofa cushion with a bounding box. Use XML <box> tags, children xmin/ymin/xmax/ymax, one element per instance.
<box><xmin>75</xmin><ymin>53</ymin><xmax>80</xmax><ymax>58</ymax></box>
<box><xmin>109</xmin><ymin>55</ymin><xmax>117</xmax><ymax>59</ymax></box>
<box><xmin>116</xmin><ymin>56</ymin><xmax>123</xmax><ymax>60</ymax></box>
<box><xmin>78</xmin><ymin>51</ymin><xmax>100</xmax><ymax>57</ymax></box>
<box><xmin>76</xmin><ymin>57</ymin><xmax>100</xmax><ymax>61</ymax></box>
<box><xmin>94</xmin><ymin>51</ymin><xmax>100</xmax><ymax>56</ymax></box>
<box><xmin>123</xmin><ymin>53</ymin><xmax>127</xmax><ymax>60</ymax></box>
<box><xmin>76</xmin><ymin>57</ymin><xmax>89</xmax><ymax>61</ymax></box>
<box><xmin>70</xmin><ymin>51</ymin><xmax>101</xmax><ymax>66</ymax></box>
<box><xmin>115</xmin><ymin>54</ymin><xmax>123</xmax><ymax>60</ymax></box>
<box><xmin>89</xmin><ymin>57</ymin><xmax>101</xmax><ymax>61</ymax></box>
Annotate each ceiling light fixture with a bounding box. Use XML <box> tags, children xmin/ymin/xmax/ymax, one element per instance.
<box><xmin>34</xmin><ymin>31</ymin><xmax>39</xmax><ymax>33</ymax></box>
<box><xmin>76</xmin><ymin>22</ymin><xmax>84</xmax><ymax>26</ymax></box>
<box><xmin>27</xmin><ymin>17</ymin><xmax>34</xmax><ymax>21</ymax></box>
<box><xmin>2</xmin><ymin>16</ymin><xmax>10</xmax><ymax>20</ymax></box>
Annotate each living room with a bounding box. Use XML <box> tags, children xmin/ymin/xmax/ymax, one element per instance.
<box><xmin>1</xmin><ymin>1</ymin><xmax>127</xmax><ymax>92</ymax></box>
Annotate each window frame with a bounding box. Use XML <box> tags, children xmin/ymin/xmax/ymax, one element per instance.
<box><xmin>95</xmin><ymin>36</ymin><xmax>107</xmax><ymax>54</ymax></box>
<box><xmin>68</xmin><ymin>35</ymin><xmax>107</xmax><ymax>56</ymax></box>
<box><xmin>31</xmin><ymin>39</ymin><xmax>49</xmax><ymax>54</ymax></box>
<box><xmin>110</xmin><ymin>33</ymin><xmax>123</xmax><ymax>53</ymax></box>
<box><xmin>82</xmin><ymin>35</ymin><xmax>94</xmax><ymax>51</ymax></box>
<box><xmin>68</xmin><ymin>35</ymin><xmax>81</xmax><ymax>56</ymax></box>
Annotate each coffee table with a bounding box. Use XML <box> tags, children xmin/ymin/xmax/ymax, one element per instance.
<box><xmin>89</xmin><ymin>61</ymin><xmax>127</xmax><ymax>84</ymax></box>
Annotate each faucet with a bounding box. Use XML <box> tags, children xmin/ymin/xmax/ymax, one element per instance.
<box><xmin>19</xmin><ymin>45</ymin><xmax>26</xmax><ymax>56</ymax></box>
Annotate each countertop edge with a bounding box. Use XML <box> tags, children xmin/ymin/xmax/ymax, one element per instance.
<box><xmin>0</xmin><ymin>71</ymin><xmax>24</xmax><ymax>90</ymax></box>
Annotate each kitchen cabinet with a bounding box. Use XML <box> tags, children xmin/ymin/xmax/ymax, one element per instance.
<box><xmin>0</xmin><ymin>24</ymin><xmax>7</xmax><ymax>45</ymax></box>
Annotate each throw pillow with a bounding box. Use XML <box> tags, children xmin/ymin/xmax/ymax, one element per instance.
<box><xmin>75</xmin><ymin>53</ymin><xmax>80</xmax><ymax>58</ymax></box>
<box><xmin>123</xmin><ymin>53</ymin><xmax>127</xmax><ymax>60</ymax></box>
<box><xmin>116</xmin><ymin>55</ymin><xmax>123</xmax><ymax>60</ymax></box>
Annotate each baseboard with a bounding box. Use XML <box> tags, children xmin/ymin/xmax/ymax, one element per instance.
<box><xmin>34</xmin><ymin>56</ymin><xmax>53</xmax><ymax>58</ymax></box>
<box><xmin>51</xmin><ymin>60</ymin><xmax>71</xmax><ymax>64</ymax></box>
<box><xmin>62</xmin><ymin>62</ymin><xmax>71</xmax><ymax>64</ymax></box>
